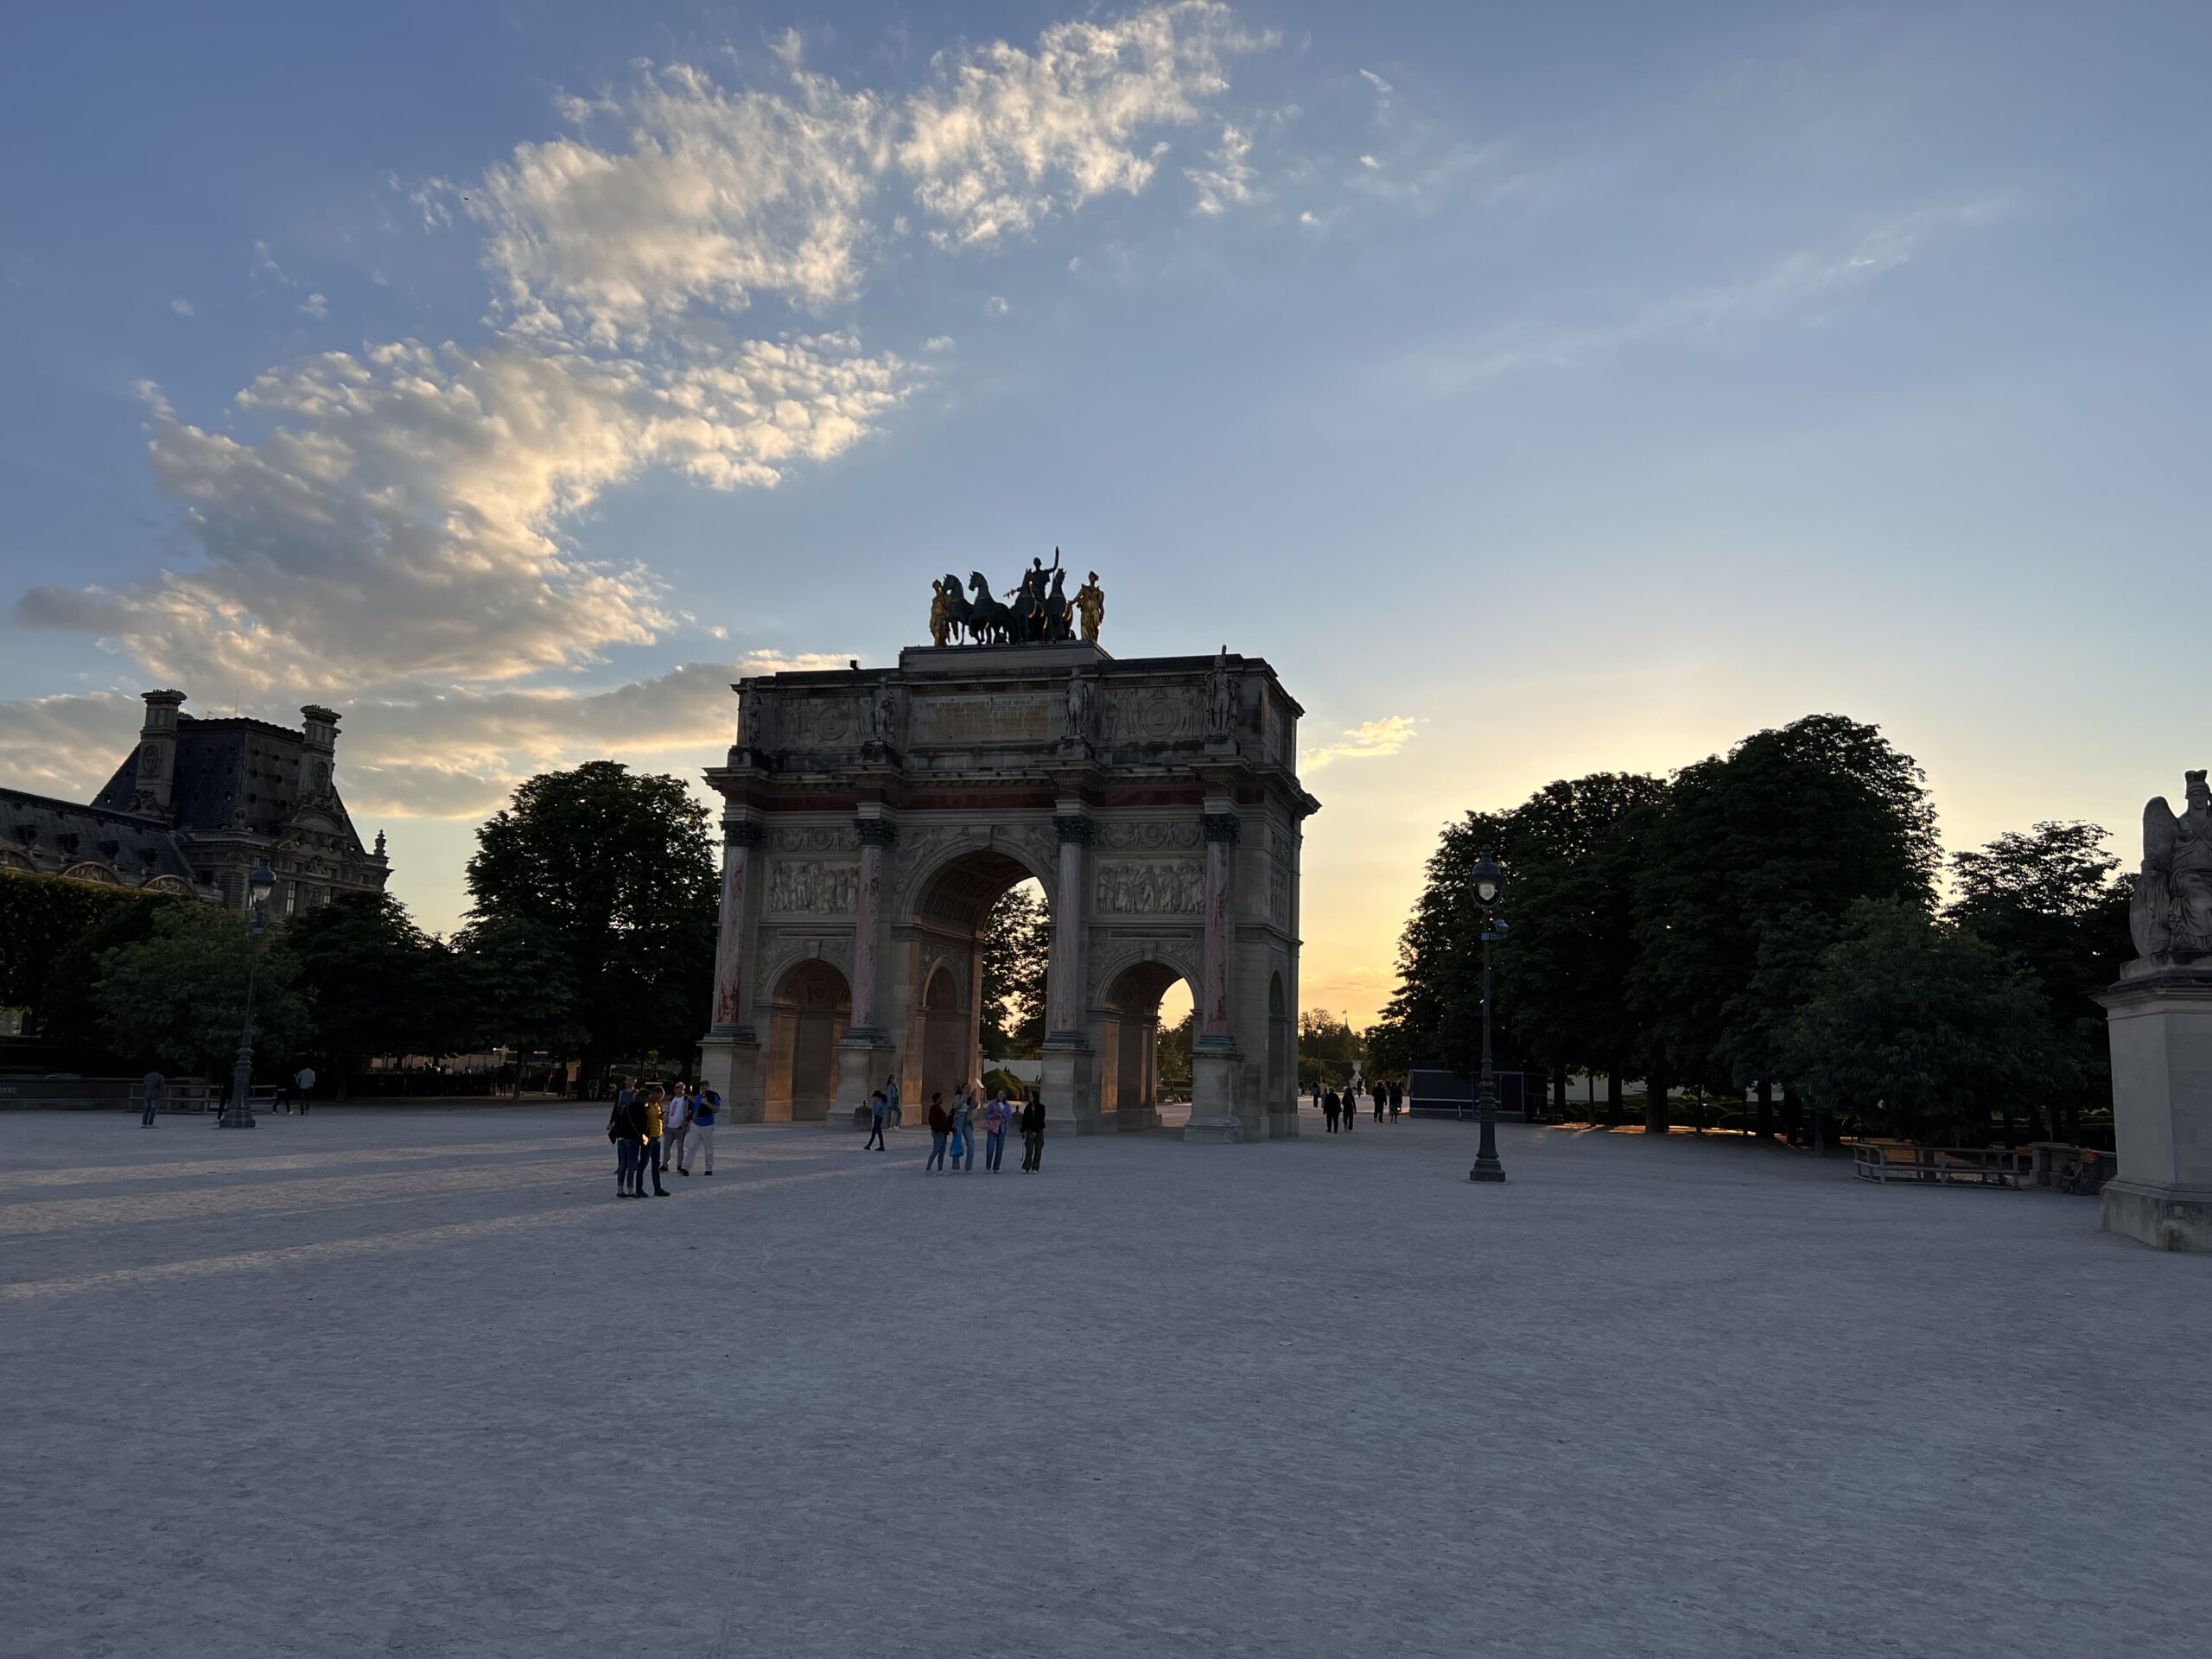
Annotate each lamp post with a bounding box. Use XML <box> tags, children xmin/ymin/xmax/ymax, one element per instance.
<box><xmin>1469</xmin><ymin>848</ymin><xmax>1507</xmax><ymax>1184</ymax></box>
<box><xmin>219</xmin><ymin>857</ymin><xmax>276</xmax><ymax>1130</ymax></box>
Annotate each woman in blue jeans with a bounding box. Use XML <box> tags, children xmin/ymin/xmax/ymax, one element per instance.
<box><xmin>925</xmin><ymin>1093</ymin><xmax>950</xmax><ymax>1172</ymax></box>
<box><xmin>981</xmin><ymin>1091</ymin><xmax>1010</xmax><ymax>1172</ymax></box>
<box><xmin>950</xmin><ymin>1090</ymin><xmax>977</xmax><ymax>1170</ymax></box>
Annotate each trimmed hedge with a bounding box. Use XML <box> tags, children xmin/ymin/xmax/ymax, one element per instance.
<box><xmin>0</xmin><ymin>871</ymin><xmax>191</xmax><ymax>1018</ymax></box>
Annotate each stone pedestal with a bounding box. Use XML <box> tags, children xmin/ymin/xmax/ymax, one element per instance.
<box><xmin>834</xmin><ymin>1035</ymin><xmax>893</xmax><ymax>1128</ymax></box>
<box><xmin>2097</xmin><ymin>975</ymin><xmax>2212</xmax><ymax>1252</ymax></box>
<box><xmin>1185</xmin><ymin>1043</ymin><xmax>1244</xmax><ymax>1142</ymax></box>
<box><xmin>696</xmin><ymin>1033</ymin><xmax>762</xmax><ymax>1123</ymax></box>
<box><xmin>1041</xmin><ymin>1041</ymin><xmax>1099</xmax><ymax>1135</ymax></box>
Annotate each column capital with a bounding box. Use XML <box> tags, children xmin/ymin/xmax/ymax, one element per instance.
<box><xmin>854</xmin><ymin>818</ymin><xmax>899</xmax><ymax>848</ymax></box>
<box><xmin>1052</xmin><ymin>813</ymin><xmax>1095</xmax><ymax>845</ymax></box>
<box><xmin>1202</xmin><ymin>811</ymin><xmax>1242</xmax><ymax>844</ymax></box>
<box><xmin>724</xmin><ymin>821</ymin><xmax>767</xmax><ymax>848</ymax></box>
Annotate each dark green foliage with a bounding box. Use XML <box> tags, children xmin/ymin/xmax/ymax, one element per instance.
<box><xmin>454</xmin><ymin>912</ymin><xmax>587</xmax><ymax>1075</ymax></box>
<box><xmin>1779</xmin><ymin>899</ymin><xmax>2053</xmax><ymax>1144</ymax></box>
<box><xmin>93</xmin><ymin>903</ymin><xmax>310</xmax><ymax>1079</ymax></box>
<box><xmin>1156</xmin><ymin>1007</ymin><xmax>1194</xmax><ymax>1090</ymax></box>
<box><xmin>1634</xmin><ymin>715</ymin><xmax>1940</xmax><ymax>1102</ymax></box>
<box><xmin>287</xmin><ymin>891</ymin><xmax>460</xmax><ymax>1087</ymax></box>
<box><xmin>978</xmin><ymin>882</ymin><xmax>1050</xmax><ymax>1057</ymax></box>
<box><xmin>463</xmin><ymin>761</ymin><xmax>716</xmax><ymax>1079</ymax></box>
<box><xmin>0</xmin><ymin>872</ymin><xmax>185</xmax><ymax>1023</ymax></box>
<box><xmin>1949</xmin><ymin>820</ymin><xmax>2133</xmax><ymax>1131</ymax></box>
<box><xmin>1298</xmin><ymin>1008</ymin><xmax>1363</xmax><ymax>1090</ymax></box>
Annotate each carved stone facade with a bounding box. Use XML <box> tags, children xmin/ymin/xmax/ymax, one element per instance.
<box><xmin>698</xmin><ymin>639</ymin><xmax>1318</xmax><ymax>1141</ymax></box>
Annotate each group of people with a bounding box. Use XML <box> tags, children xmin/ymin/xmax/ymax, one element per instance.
<box><xmin>864</xmin><ymin>1072</ymin><xmax>1047</xmax><ymax>1173</ymax></box>
<box><xmin>607</xmin><ymin>1078</ymin><xmax>721</xmax><ymax>1198</ymax></box>
<box><xmin>1317</xmin><ymin>1077</ymin><xmax>1405</xmax><ymax>1133</ymax></box>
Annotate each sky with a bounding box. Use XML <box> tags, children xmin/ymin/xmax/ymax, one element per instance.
<box><xmin>2</xmin><ymin>1</ymin><xmax>2208</xmax><ymax>1027</ymax></box>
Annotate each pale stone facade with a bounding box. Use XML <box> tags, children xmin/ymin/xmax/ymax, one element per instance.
<box><xmin>697</xmin><ymin>642</ymin><xmax>1318</xmax><ymax>1139</ymax></box>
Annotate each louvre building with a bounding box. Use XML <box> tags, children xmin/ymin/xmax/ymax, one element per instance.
<box><xmin>0</xmin><ymin>690</ymin><xmax>389</xmax><ymax>915</ymax></box>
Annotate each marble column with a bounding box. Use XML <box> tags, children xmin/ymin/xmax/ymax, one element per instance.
<box><xmin>849</xmin><ymin>817</ymin><xmax>897</xmax><ymax>1036</ymax></box>
<box><xmin>1187</xmin><ymin>807</ymin><xmax>1245</xmax><ymax>1141</ymax></box>
<box><xmin>709</xmin><ymin>821</ymin><xmax>765</xmax><ymax>1035</ymax></box>
<box><xmin>1046</xmin><ymin>813</ymin><xmax>1093</xmax><ymax>1039</ymax></box>
<box><xmin>698</xmin><ymin>819</ymin><xmax>766</xmax><ymax>1119</ymax></box>
<box><xmin>1199</xmin><ymin>810</ymin><xmax>1239</xmax><ymax>1039</ymax></box>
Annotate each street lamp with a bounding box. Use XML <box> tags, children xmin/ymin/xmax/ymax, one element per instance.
<box><xmin>219</xmin><ymin>858</ymin><xmax>276</xmax><ymax>1129</ymax></box>
<box><xmin>1469</xmin><ymin>848</ymin><xmax>1507</xmax><ymax>1184</ymax></box>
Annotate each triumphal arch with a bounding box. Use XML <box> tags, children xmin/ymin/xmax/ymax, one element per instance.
<box><xmin>696</xmin><ymin>564</ymin><xmax>1318</xmax><ymax>1140</ymax></box>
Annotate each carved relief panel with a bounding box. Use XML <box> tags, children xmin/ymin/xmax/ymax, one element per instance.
<box><xmin>766</xmin><ymin>860</ymin><xmax>859</xmax><ymax>914</ymax></box>
<box><xmin>1093</xmin><ymin>859</ymin><xmax>1203</xmax><ymax>915</ymax></box>
<box><xmin>1101</xmin><ymin>685</ymin><xmax>1200</xmax><ymax>743</ymax></box>
<box><xmin>910</xmin><ymin>694</ymin><xmax>1058</xmax><ymax>746</ymax></box>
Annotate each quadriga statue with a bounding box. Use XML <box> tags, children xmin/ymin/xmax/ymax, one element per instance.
<box><xmin>2133</xmin><ymin>769</ymin><xmax>2212</xmax><ymax>962</ymax></box>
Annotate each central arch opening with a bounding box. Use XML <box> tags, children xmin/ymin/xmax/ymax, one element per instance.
<box><xmin>900</xmin><ymin>849</ymin><xmax>1051</xmax><ymax>1109</ymax></box>
<box><xmin>766</xmin><ymin>958</ymin><xmax>850</xmax><ymax>1122</ymax></box>
<box><xmin>1101</xmin><ymin>961</ymin><xmax>1194</xmax><ymax>1130</ymax></box>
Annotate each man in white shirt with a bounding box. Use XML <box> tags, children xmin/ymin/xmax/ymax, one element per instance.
<box><xmin>665</xmin><ymin>1084</ymin><xmax>693</xmax><ymax>1175</ymax></box>
<box><xmin>294</xmin><ymin>1065</ymin><xmax>316</xmax><ymax>1116</ymax></box>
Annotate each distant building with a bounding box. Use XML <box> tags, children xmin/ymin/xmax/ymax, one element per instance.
<box><xmin>0</xmin><ymin>690</ymin><xmax>389</xmax><ymax>915</ymax></box>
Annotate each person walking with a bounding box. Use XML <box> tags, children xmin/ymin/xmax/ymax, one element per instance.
<box><xmin>1020</xmin><ymin>1092</ymin><xmax>1046</xmax><ymax>1171</ymax></box>
<box><xmin>608</xmin><ymin>1087</ymin><xmax>645</xmax><ymax>1198</ymax></box>
<box><xmin>982</xmin><ymin>1091</ymin><xmax>1010</xmax><ymax>1173</ymax></box>
<box><xmin>950</xmin><ymin>1089</ymin><xmax>977</xmax><ymax>1171</ymax></box>
<box><xmin>1341</xmin><ymin>1082</ymin><xmax>1355</xmax><ymax>1133</ymax></box>
<box><xmin>925</xmin><ymin>1093</ymin><xmax>951</xmax><ymax>1172</ymax></box>
<box><xmin>665</xmin><ymin>1083</ymin><xmax>693</xmax><ymax>1175</ymax></box>
<box><xmin>639</xmin><ymin>1085</ymin><xmax>671</xmax><ymax>1196</ymax></box>
<box><xmin>1373</xmin><ymin>1082</ymin><xmax>1386</xmax><ymax>1124</ymax></box>
<box><xmin>140</xmin><ymin>1068</ymin><xmax>164</xmax><ymax>1128</ymax></box>
<box><xmin>293</xmin><ymin>1064</ymin><xmax>315</xmax><ymax>1116</ymax></box>
<box><xmin>1389</xmin><ymin>1079</ymin><xmax>1404</xmax><ymax>1121</ymax></box>
<box><xmin>886</xmin><ymin>1070</ymin><xmax>903</xmax><ymax>1130</ymax></box>
<box><xmin>864</xmin><ymin>1090</ymin><xmax>889</xmax><ymax>1151</ymax></box>
<box><xmin>1323</xmin><ymin>1087</ymin><xmax>1339</xmax><ymax>1133</ymax></box>
<box><xmin>689</xmin><ymin>1087</ymin><xmax>718</xmax><ymax>1174</ymax></box>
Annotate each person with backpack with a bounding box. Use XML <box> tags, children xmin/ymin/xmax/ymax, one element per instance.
<box><xmin>864</xmin><ymin>1090</ymin><xmax>889</xmax><ymax>1151</ymax></box>
<box><xmin>981</xmin><ymin>1090</ymin><xmax>1010</xmax><ymax>1172</ymax></box>
<box><xmin>1020</xmin><ymin>1092</ymin><xmax>1046</xmax><ymax>1172</ymax></box>
<box><xmin>950</xmin><ymin>1088</ymin><xmax>976</xmax><ymax>1171</ymax></box>
<box><xmin>925</xmin><ymin>1093</ymin><xmax>951</xmax><ymax>1172</ymax></box>
<box><xmin>686</xmin><ymin>1087</ymin><xmax>718</xmax><ymax>1175</ymax></box>
<box><xmin>665</xmin><ymin>1083</ymin><xmax>693</xmax><ymax>1175</ymax></box>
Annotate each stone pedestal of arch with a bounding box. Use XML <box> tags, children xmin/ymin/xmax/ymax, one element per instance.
<box><xmin>697</xmin><ymin>642</ymin><xmax>1317</xmax><ymax>1141</ymax></box>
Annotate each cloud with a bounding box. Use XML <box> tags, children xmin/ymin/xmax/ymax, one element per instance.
<box><xmin>1422</xmin><ymin>198</ymin><xmax>2017</xmax><ymax>389</ymax></box>
<box><xmin>1302</xmin><ymin>715</ymin><xmax>1416</xmax><ymax>771</ymax></box>
<box><xmin>984</xmin><ymin>294</ymin><xmax>1011</xmax><ymax>315</ymax></box>
<box><xmin>12</xmin><ymin>5</ymin><xmax>1268</xmax><ymax>778</ymax></box>
<box><xmin>0</xmin><ymin>691</ymin><xmax>142</xmax><ymax>801</ymax></box>
<box><xmin>1358</xmin><ymin>69</ymin><xmax>1393</xmax><ymax>97</ymax></box>
<box><xmin>168</xmin><ymin>297</ymin><xmax>196</xmax><ymax>317</ymax></box>
<box><xmin>1185</xmin><ymin>124</ymin><xmax>1257</xmax><ymax>214</ymax></box>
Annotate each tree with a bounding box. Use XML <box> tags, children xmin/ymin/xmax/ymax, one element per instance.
<box><xmin>1634</xmin><ymin>714</ymin><xmax>1941</xmax><ymax>1135</ymax></box>
<box><xmin>464</xmin><ymin>762</ymin><xmax>717</xmax><ymax>1084</ymax></box>
<box><xmin>978</xmin><ymin>883</ymin><xmax>1050</xmax><ymax>1057</ymax></box>
<box><xmin>1298</xmin><ymin>1008</ymin><xmax>1363</xmax><ymax>1091</ymax></box>
<box><xmin>455</xmin><ymin>913</ymin><xmax>587</xmax><ymax>1097</ymax></box>
<box><xmin>1779</xmin><ymin>899</ymin><xmax>2053</xmax><ymax>1145</ymax></box>
<box><xmin>94</xmin><ymin>903</ymin><xmax>310</xmax><ymax>1080</ymax></box>
<box><xmin>1949</xmin><ymin>820</ymin><xmax>2133</xmax><ymax>1138</ymax></box>
<box><xmin>287</xmin><ymin>891</ymin><xmax>457</xmax><ymax>1092</ymax></box>
<box><xmin>1371</xmin><ymin>809</ymin><xmax>1509</xmax><ymax>1083</ymax></box>
<box><xmin>1156</xmin><ymin>1006</ymin><xmax>1194</xmax><ymax>1091</ymax></box>
<box><xmin>0</xmin><ymin>874</ymin><xmax>185</xmax><ymax>1033</ymax></box>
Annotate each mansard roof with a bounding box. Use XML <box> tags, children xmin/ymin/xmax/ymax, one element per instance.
<box><xmin>0</xmin><ymin>787</ymin><xmax>199</xmax><ymax>883</ymax></box>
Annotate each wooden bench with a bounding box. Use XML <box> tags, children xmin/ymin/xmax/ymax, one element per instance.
<box><xmin>1853</xmin><ymin>1144</ymin><xmax>2031</xmax><ymax>1188</ymax></box>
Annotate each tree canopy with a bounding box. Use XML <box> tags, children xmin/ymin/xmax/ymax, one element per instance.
<box><xmin>465</xmin><ymin>761</ymin><xmax>716</xmax><ymax>1077</ymax></box>
<box><xmin>94</xmin><ymin>902</ymin><xmax>310</xmax><ymax>1079</ymax></box>
<box><xmin>979</xmin><ymin>882</ymin><xmax>1050</xmax><ymax>1057</ymax></box>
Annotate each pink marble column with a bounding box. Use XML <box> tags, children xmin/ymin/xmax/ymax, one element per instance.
<box><xmin>849</xmin><ymin>818</ymin><xmax>897</xmax><ymax>1033</ymax></box>
<box><xmin>709</xmin><ymin>821</ymin><xmax>766</xmax><ymax>1033</ymax></box>
<box><xmin>1200</xmin><ymin>810</ymin><xmax>1239</xmax><ymax>1039</ymax></box>
<box><xmin>1047</xmin><ymin>814</ymin><xmax>1092</xmax><ymax>1037</ymax></box>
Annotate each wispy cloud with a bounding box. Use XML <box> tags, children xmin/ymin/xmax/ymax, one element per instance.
<box><xmin>168</xmin><ymin>297</ymin><xmax>196</xmax><ymax>317</ymax></box>
<box><xmin>1303</xmin><ymin>715</ymin><xmax>1416</xmax><ymax>771</ymax></box>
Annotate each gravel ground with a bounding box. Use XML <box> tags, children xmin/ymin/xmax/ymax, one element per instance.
<box><xmin>1</xmin><ymin>1106</ymin><xmax>2203</xmax><ymax>1658</ymax></box>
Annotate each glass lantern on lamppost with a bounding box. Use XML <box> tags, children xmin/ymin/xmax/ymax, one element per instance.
<box><xmin>1469</xmin><ymin>848</ymin><xmax>1508</xmax><ymax>1184</ymax></box>
<box><xmin>219</xmin><ymin>858</ymin><xmax>277</xmax><ymax>1130</ymax></box>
